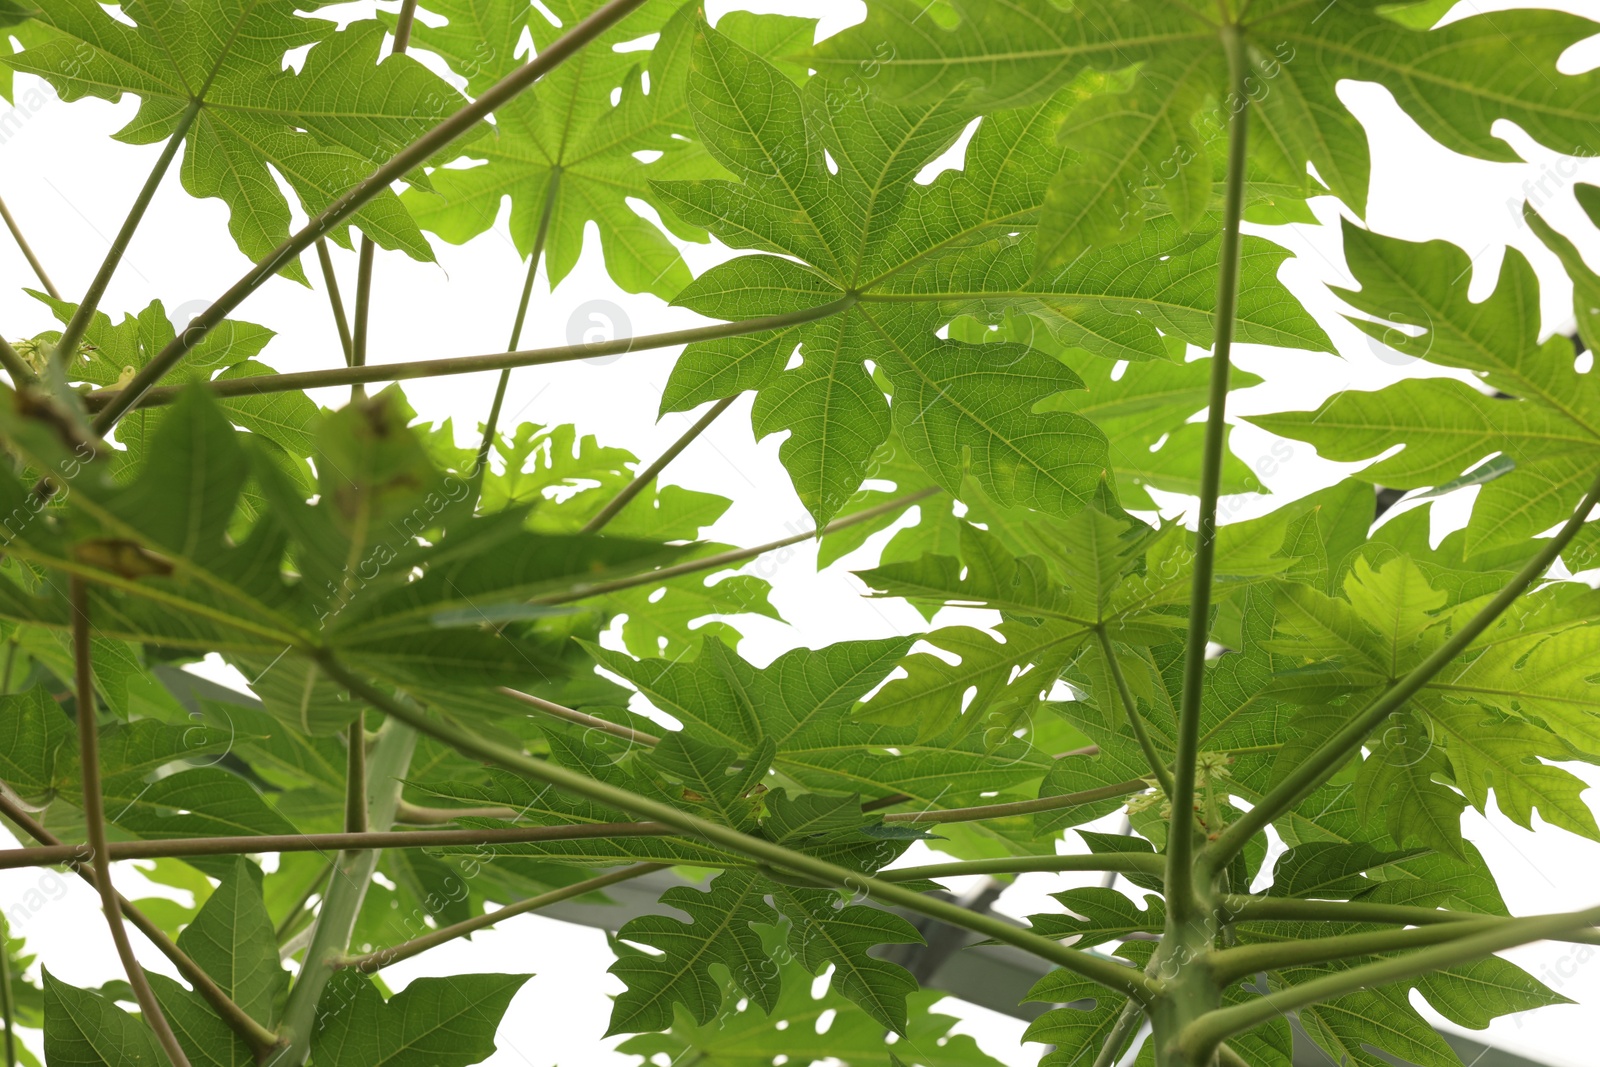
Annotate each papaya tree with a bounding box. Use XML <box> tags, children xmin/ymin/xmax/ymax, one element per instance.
<box><xmin>0</xmin><ymin>1</ymin><xmax>1597</xmax><ymax>1066</ymax></box>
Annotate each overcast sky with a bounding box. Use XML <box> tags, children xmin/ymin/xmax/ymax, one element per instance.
<box><xmin>2</xmin><ymin>1</ymin><xmax>1600</xmax><ymax>1064</ymax></box>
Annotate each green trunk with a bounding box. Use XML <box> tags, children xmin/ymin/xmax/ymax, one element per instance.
<box><xmin>1148</xmin><ymin>875</ymin><xmax>1221</xmax><ymax>1067</ymax></box>
<box><xmin>271</xmin><ymin>720</ymin><xmax>417</xmax><ymax>1064</ymax></box>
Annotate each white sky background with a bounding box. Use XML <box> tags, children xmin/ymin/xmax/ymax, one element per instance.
<box><xmin>3</xmin><ymin>0</ymin><xmax>1600</xmax><ymax>1064</ymax></box>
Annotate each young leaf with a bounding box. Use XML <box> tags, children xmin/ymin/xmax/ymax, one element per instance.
<box><xmin>42</xmin><ymin>971</ymin><xmax>162</xmax><ymax>1067</ymax></box>
<box><xmin>608</xmin><ymin>869</ymin><xmax>785</xmax><ymax>1036</ymax></box>
<box><xmin>1252</xmin><ymin>224</ymin><xmax>1600</xmax><ymax>555</ymax></box>
<box><xmin>1025</xmin><ymin>887</ymin><xmax>1165</xmax><ymax>948</ymax></box>
<box><xmin>588</xmin><ymin>637</ymin><xmax>1053</xmax><ymax>813</ymax></box>
<box><xmin>617</xmin><ymin>922</ymin><xmax>1004</xmax><ymax>1067</ymax></box>
<box><xmin>310</xmin><ymin>972</ymin><xmax>531</xmax><ymax>1067</ymax></box>
<box><xmin>174</xmin><ymin>859</ymin><xmax>286</xmax><ymax>1029</ymax></box>
<box><xmin>659</xmin><ymin>23</ymin><xmax>1323</xmax><ymax>523</ymax></box>
<box><xmin>403</xmin><ymin>0</ymin><xmax>777</xmax><ymax>297</ymax></box>
<box><xmin>0</xmin><ymin>684</ymin><xmax>71</xmax><ymax>802</ymax></box>
<box><xmin>1265</xmin><ymin>842</ymin><xmax>1431</xmax><ymax>900</ymax></box>
<box><xmin>8</xmin><ymin>5</ymin><xmax>468</xmax><ymax>275</ymax></box>
<box><xmin>816</xmin><ymin>0</ymin><xmax>1600</xmax><ymax>263</ymax></box>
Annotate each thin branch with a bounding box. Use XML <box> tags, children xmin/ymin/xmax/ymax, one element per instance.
<box><xmin>53</xmin><ymin>100</ymin><xmax>203</xmax><ymax>370</ymax></box>
<box><xmin>0</xmin><ymin>791</ymin><xmax>279</xmax><ymax>1054</ymax></box>
<box><xmin>473</xmin><ymin>167</ymin><xmax>561</xmax><ymax>495</ymax></box>
<box><xmin>1217</xmin><ymin>1044</ymin><xmax>1253</xmax><ymax>1067</ymax></box>
<box><xmin>390</xmin><ymin>0</ymin><xmax>420</xmax><ymax>51</ymax></box>
<box><xmin>0</xmin><ymin>821</ymin><xmax>676</xmax><ymax>870</ymax></box>
<box><xmin>314</xmin><ymin>240</ymin><xmax>354</xmax><ymax>364</ymax></box>
<box><xmin>471</xmin><ymin>256</ymin><xmax>539</xmax><ymax>488</ymax></box>
<box><xmin>0</xmin><ymin>337</ymin><xmax>35</xmax><ymax>388</ymax></box>
<box><xmin>860</xmin><ymin>748</ymin><xmax>1101</xmax><ymax>814</ymax></box>
<box><xmin>0</xmin><ymin>913</ymin><xmax>15</xmax><ymax>1067</ymax></box>
<box><xmin>340</xmin><ymin>863</ymin><xmax>663</xmax><ymax>972</ymax></box>
<box><xmin>345</xmin><ymin>713</ymin><xmax>367</xmax><ymax>834</ymax></box>
<box><xmin>526</xmin><ymin>485</ymin><xmax>936</xmax><ymax>606</ymax></box>
<box><xmin>274</xmin><ymin>862</ymin><xmax>331</xmax><ymax>944</ymax></box>
<box><xmin>582</xmin><ymin>395</ymin><xmax>737</xmax><ymax>534</ymax></box>
<box><xmin>1204</xmin><ymin>463</ymin><xmax>1600</xmax><ymax>870</ymax></box>
<box><xmin>1167</xmin><ymin>22</ymin><xmax>1251</xmax><ymax>927</ymax></box>
<box><xmin>347</xmin><ymin>0</ymin><xmax>416</xmax><ymax>404</ymax></box>
<box><xmin>273</xmin><ymin>721</ymin><xmax>417</xmax><ymax>1064</ymax></box>
<box><xmin>1180</xmin><ymin>901</ymin><xmax>1600</xmax><ymax>1056</ymax></box>
<box><xmin>876</xmin><ymin>853</ymin><xmax>1164</xmax><ymax>883</ymax></box>
<box><xmin>879</xmin><ymin>779</ymin><xmax>1148</xmax><ymax>825</ymax></box>
<box><xmin>83</xmin><ymin>299</ymin><xmax>854</xmax><ymax>413</ymax></box>
<box><xmin>1092</xmin><ymin>1001</ymin><xmax>1144</xmax><ymax>1067</ymax></box>
<box><xmin>312</xmin><ymin>657</ymin><xmax>1161</xmax><ymax>1004</ymax></box>
<box><xmin>0</xmin><ymin>190</ymin><xmax>60</xmax><ymax>299</ymax></box>
<box><xmin>394</xmin><ymin>800</ymin><xmax>521</xmax><ymax>825</ymax></box>
<box><xmin>3</xmin><ymin>788</ymin><xmax>1133</xmax><ymax>870</ymax></box>
<box><xmin>1096</xmin><ymin>628</ymin><xmax>1174</xmax><ymax>798</ymax></box>
<box><xmin>1221</xmin><ymin>895</ymin><xmax>1600</xmax><ymax>946</ymax></box>
<box><xmin>1207</xmin><ymin>918</ymin><xmax>1506</xmax><ymax>984</ymax></box>
<box><xmin>348</xmin><ymin>237</ymin><xmax>376</xmax><ymax>400</ymax></box>
<box><xmin>71</xmin><ymin>580</ymin><xmax>192</xmax><ymax>1067</ymax></box>
<box><xmin>496</xmin><ymin>687</ymin><xmax>661</xmax><ymax>745</ymax></box>
<box><xmin>91</xmin><ymin>0</ymin><xmax>656</xmax><ymax>434</ymax></box>
<box><xmin>493</xmin><ymin>688</ymin><xmax>1135</xmax><ymax>826</ymax></box>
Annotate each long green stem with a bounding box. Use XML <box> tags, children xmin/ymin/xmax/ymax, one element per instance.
<box><xmin>880</xmin><ymin>779</ymin><xmax>1148</xmax><ymax>824</ymax></box>
<box><xmin>0</xmin><ymin>821</ymin><xmax>672</xmax><ymax>870</ymax></box>
<box><xmin>526</xmin><ymin>484</ymin><xmax>932</xmax><ymax>606</ymax></box>
<box><xmin>349</xmin><ymin>237</ymin><xmax>376</xmax><ymax>401</ymax></box>
<box><xmin>1216</xmin><ymin>1044</ymin><xmax>1251</xmax><ymax>1067</ymax></box>
<box><xmin>1181</xmin><ymin>902</ymin><xmax>1600</xmax><ymax>1056</ymax></box>
<box><xmin>274</xmin><ymin>862</ymin><xmax>332</xmax><ymax>945</ymax></box>
<box><xmin>1165</xmin><ymin>22</ymin><xmax>1251</xmax><ymax>927</ymax></box>
<box><xmin>0</xmin><ymin>337</ymin><xmax>34</xmax><ymax>388</ymax></box>
<box><xmin>340</xmin><ymin>863</ymin><xmax>664</xmax><ymax>973</ymax></box>
<box><xmin>91</xmin><ymin>0</ymin><xmax>652</xmax><ymax>434</ymax></box>
<box><xmin>0</xmin><ymin>792</ymin><xmax>280</xmax><ymax>1054</ymax></box>
<box><xmin>1096</xmin><ymin>628</ymin><xmax>1174</xmax><ymax>798</ymax></box>
<box><xmin>390</xmin><ymin>0</ymin><xmax>420</xmax><ymax>51</ymax></box>
<box><xmin>394</xmin><ymin>800</ymin><xmax>521</xmax><ymax>824</ymax></box>
<box><xmin>877</xmin><ymin>853</ymin><xmax>1164</xmax><ymax>882</ymax></box>
<box><xmin>344</xmin><ymin>713</ymin><xmax>367</xmax><ymax>834</ymax></box>
<box><xmin>0</xmin><ymin>190</ymin><xmax>60</xmax><ymax>300</ymax></box>
<box><xmin>1093</xmin><ymin>1001</ymin><xmax>1144</xmax><ymax>1067</ymax></box>
<box><xmin>315</xmin><ymin>657</ymin><xmax>1159</xmax><ymax>1003</ymax></box>
<box><xmin>53</xmin><ymin>100</ymin><xmax>202</xmax><ymax>371</ymax></box>
<box><xmin>1205</xmin><ymin>464</ymin><xmax>1600</xmax><ymax>870</ymax></box>
<box><xmin>83</xmin><ymin>299</ymin><xmax>853</xmax><ymax>413</ymax></box>
<box><xmin>0</xmin><ymin>914</ymin><xmax>15</xmax><ymax>1067</ymax></box>
<box><xmin>1222</xmin><ymin>895</ymin><xmax>1600</xmax><ymax>946</ymax></box>
<box><xmin>271</xmin><ymin>721</ymin><xmax>416</xmax><ymax>1066</ymax></box>
<box><xmin>473</xmin><ymin>168</ymin><xmax>561</xmax><ymax>495</ymax></box>
<box><xmin>493</xmin><ymin>687</ymin><xmax>1141</xmax><ymax>825</ymax></box>
<box><xmin>496</xmin><ymin>687</ymin><xmax>662</xmax><ymax>745</ymax></box>
<box><xmin>314</xmin><ymin>240</ymin><xmax>355</xmax><ymax>364</ymax></box>
<box><xmin>1207</xmin><ymin>917</ymin><xmax>1508</xmax><ymax>983</ymax></box>
<box><xmin>71</xmin><ymin>580</ymin><xmax>192</xmax><ymax>1067</ymax></box>
<box><xmin>581</xmin><ymin>395</ymin><xmax>737</xmax><ymax>534</ymax></box>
